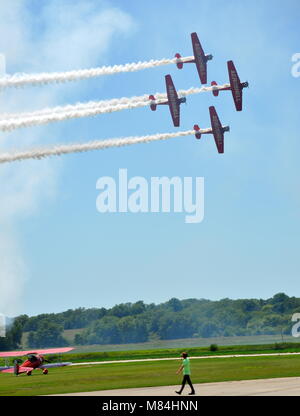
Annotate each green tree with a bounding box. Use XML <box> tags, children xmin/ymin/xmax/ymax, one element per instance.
<box><xmin>27</xmin><ymin>320</ymin><xmax>68</xmax><ymax>348</ymax></box>
<box><xmin>167</xmin><ymin>298</ymin><xmax>183</xmax><ymax>312</ymax></box>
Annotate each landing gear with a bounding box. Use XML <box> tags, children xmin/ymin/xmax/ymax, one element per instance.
<box><xmin>26</xmin><ymin>371</ymin><xmax>32</xmax><ymax>376</ymax></box>
<box><xmin>43</xmin><ymin>369</ymin><xmax>48</xmax><ymax>375</ymax></box>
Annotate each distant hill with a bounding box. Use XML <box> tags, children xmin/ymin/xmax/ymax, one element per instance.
<box><xmin>2</xmin><ymin>293</ymin><xmax>300</xmax><ymax>351</ymax></box>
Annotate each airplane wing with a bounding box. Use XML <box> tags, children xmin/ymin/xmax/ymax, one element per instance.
<box><xmin>0</xmin><ymin>347</ymin><xmax>74</xmax><ymax>358</ymax></box>
<box><xmin>227</xmin><ymin>60</ymin><xmax>243</xmax><ymax>111</ymax></box>
<box><xmin>165</xmin><ymin>75</ymin><xmax>180</xmax><ymax>127</ymax></box>
<box><xmin>1</xmin><ymin>366</ymin><xmax>34</xmax><ymax>374</ymax></box>
<box><xmin>40</xmin><ymin>362</ymin><xmax>72</xmax><ymax>369</ymax></box>
<box><xmin>0</xmin><ymin>366</ymin><xmax>13</xmax><ymax>372</ymax></box>
<box><xmin>191</xmin><ymin>32</ymin><xmax>208</xmax><ymax>84</ymax></box>
<box><xmin>209</xmin><ymin>106</ymin><xmax>224</xmax><ymax>154</ymax></box>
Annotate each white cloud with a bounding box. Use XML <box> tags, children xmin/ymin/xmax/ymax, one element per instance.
<box><xmin>0</xmin><ymin>0</ymin><xmax>135</xmax><ymax>316</ymax></box>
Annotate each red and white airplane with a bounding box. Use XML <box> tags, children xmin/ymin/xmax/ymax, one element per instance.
<box><xmin>193</xmin><ymin>106</ymin><xmax>230</xmax><ymax>154</ymax></box>
<box><xmin>149</xmin><ymin>74</ymin><xmax>186</xmax><ymax>127</ymax></box>
<box><xmin>211</xmin><ymin>60</ymin><xmax>249</xmax><ymax>111</ymax></box>
<box><xmin>175</xmin><ymin>32</ymin><xmax>213</xmax><ymax>84</ymax></box>
<box><xmin>0</xmin><ymin>347</ymin><xmax>73</xmax><ymax>376</ymax></box>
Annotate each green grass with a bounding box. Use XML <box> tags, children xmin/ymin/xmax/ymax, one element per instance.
<box><xmin>10</xmin><ymin>341</ymin><xmax>300</xmax><ymax>366</ymax></box>
<box><xmin>1</xmin><ymin>355</ymin><xmax>300</xmax><ymax>396</ymax></box>
<box><xmin>42</xmin><ymin>341</ymin><xmax>300</xmax><ymax>364</ymax></box>
<box><xmin>63</xmin><ymin>328</ymin><xmax>85</xmax><ymax>343</ymax></box>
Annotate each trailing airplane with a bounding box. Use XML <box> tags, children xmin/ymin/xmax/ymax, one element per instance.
<box><xmin>194</xmin><ymin>106</ymin><xmax>230</xmax><ymax>153</ymax></box>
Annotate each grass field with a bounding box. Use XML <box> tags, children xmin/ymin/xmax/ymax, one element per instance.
<box><xmin>34</xmin><ymin>341</ymin><xmax>300</xmax><ymax>364</ymax></box>
<box><xmin>1</xmin><ymin>354</ymin><xmax>300</xmax><ymax>396</ymax></box>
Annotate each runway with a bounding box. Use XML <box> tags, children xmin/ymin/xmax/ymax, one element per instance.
<box><xmin>53</xmin><ymin>376</ymin><xmax>300</xmax><ymax>396</ymax></box>
<box><xmin>70</xmin><ymin>351</ymin><xmax>300</xmax><ymax>367</ymax></box>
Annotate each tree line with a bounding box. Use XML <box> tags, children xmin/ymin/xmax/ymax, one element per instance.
<box><xmin>1</xmin><ymin>293</ymin><xmax>300</xmax><ymax>350</ymax></box>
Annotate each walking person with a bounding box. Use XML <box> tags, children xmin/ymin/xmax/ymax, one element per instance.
<box><xmin>175</xmin><ymin>352</ymin><xmax>196</xmax><ymax>395</ymax></box>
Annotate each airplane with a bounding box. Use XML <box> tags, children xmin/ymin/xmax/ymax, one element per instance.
<box><xmin>193</xmin><ymin>106</ymin><xmax>230</xmax><ymax>154</ymax></box>
<box><xmin>0</xmin><ymin>347</ymin><xmax>73</xmax><ymax>376</ymax></box>
<box><xmin>211</xmin><ymin>60</ymin><xmax>249</xmax><ymax>111</ymax></box>
<box><xmin>175</xmin><ymin>32</ymin><xmax>213</xmax><ymax>84</ymax></box>
<box><xmin>149</xmin><ymin>74</ymin><xmax>186</xmax><ymax>127</ymax></box>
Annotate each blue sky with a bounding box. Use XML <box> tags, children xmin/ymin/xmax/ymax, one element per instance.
<box><xmin>0</xmin><ymin>0</ymin><xmax>299</xmax><ymax>316</ymax></box>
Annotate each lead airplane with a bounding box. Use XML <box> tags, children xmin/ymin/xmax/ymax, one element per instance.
<box><xmin>193</xmin><ymin>106</ymin><xmax>230</xmax><ymax>154</ymax></box>
<box><xmin>149</xmin><ymin>74</ymin><xmax>186</xmax><ymax>127</ymax></box>
<box><xmin>211</xmin><ymin>60</ymin><xmax>249</xmax><ymax>111</ymax></box>
<box><xmin>0</xmin><ymin>347</ymin><xmax>73</xmax><ymax>376</ymax></box>
<box><xmin>175</xmin><ymin>32</ymin><xmax>213</xmax><ymax>84</ymax></box>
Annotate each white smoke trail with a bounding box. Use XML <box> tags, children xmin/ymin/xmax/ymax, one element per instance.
<box><xmin>0</xmin><ymin>100</ymin><xmax>154</xmax><ymax>131</ymax></box>
<box><xmin>0</xmin><ymin>56</ymin><xmax>195</xmax><ymax>89</ymax></box>
<box><xmin>0</xmin><ymin>94</ymin><xmax>154</xmax><ymax>121</ymax></box>
<box><xmin>0</xmin><ymin>128</ymin><xmax>214</xmax><ymax>164</ymax></box>
<box><xmin>0</xmin><ymin>0</ymin><xmax>138</xmax><ymax>315</ymax></box>
<box><xmin>0</xmin><ymin>84</ymin><xmax>230</xmax><ymax>132</ymax></box>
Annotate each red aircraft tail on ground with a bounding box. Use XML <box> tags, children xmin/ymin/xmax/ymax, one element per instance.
<box><xmin>193</xmin><ymin>106</ymin><xmax>230</xmax><ymax>154</ymax></box>
<box><xmin>149</xmin><ymin>74</ymin><xmax>186</xmax><ymax>127</ymax></box>
<box><xmin>175</xmin><ymin>32</ymin><xmax>213</xmax><ymax>84</ymax></box>
<box><xmin>211</xmin><ymin>60</ymin><xmax>248</xmax><ymax>111</ymax></box>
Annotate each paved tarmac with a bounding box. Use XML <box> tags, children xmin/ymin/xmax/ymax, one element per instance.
<box><xmin>54</xmin><ymin>376</ymin><xmax>300</xmax><ymax>396</ymax></box>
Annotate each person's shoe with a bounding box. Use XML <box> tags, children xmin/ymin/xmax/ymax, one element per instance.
<box><xmin>175</xmin><ymin>391</ymin><xmax>181</xmax><ymax>395</ymax></box>
<box><xmin>189</xmin><ymin>391</ymin><xmax>195</xmax><ymax>395</ymax></box>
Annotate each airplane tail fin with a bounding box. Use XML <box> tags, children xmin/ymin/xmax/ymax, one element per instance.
<box><xmin>194</xmin><ymin>124</ymin><xmax>201</xmax><ymax>139</ymax></box>
<box><xmin>175</xmin><ymin>53</ymin><xmax>183</xmax><ymax>69</ymax></box>
<box><xmin>149</xmin><ymin>95</ymin><xmax>157</xmax><ymax>111</ymax></box>
<box><xmin>211</xmin><ymin>81</ymin><xmax>219</xmax><ymax>96</ymax></box>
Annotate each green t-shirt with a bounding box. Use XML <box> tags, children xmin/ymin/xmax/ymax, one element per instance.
<box><xmin>182</xmin><ymin>358</ymin><xmax>191</xmax><ymax>375</ymax></box>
